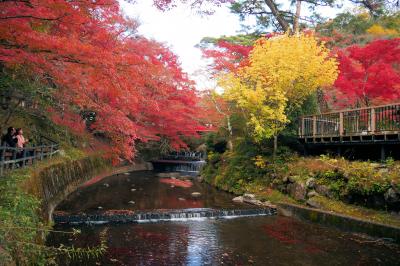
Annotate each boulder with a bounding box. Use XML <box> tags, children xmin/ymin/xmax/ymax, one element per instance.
<box><xmin>315</xmin><ymin>184</ymin><xmax>334</xmax><ymax>199</ymax></box>
<box><xmin>307</xmin><ymin>190</ymin><xmax>319</xmax><ymax>198</ymax></box>
<box><xmin>233</xmin><ymin>194</ymin><xmax>276</xmax><ymax>207</ymax></box>
<box><xmin>287</xmin><ymin>182</ymin><xmax>307</xmax><ymax>201</ymax></box>
<box><xmin>243</xmin><ymin>193</ymin><xmax>256</xmax><ymax>200</ymax></box>
<box><xmin>232</xmin><ymin>196</ymin><xmax>244</xmax><ymax>203</ymax></box>
<box><xmin>191</xmin><ymin>192</ymin><xmax>201</xmax><ymax>197</ymax></box>
<box><xmin>384</xmin><ymin>188</ymin><xmax>400</xmax><ymax>204</ymax></box>
<box><xmin>306</xmin><ymin>198</ymin><xmax>322</xmax><ymax>209</ymax></box>
<box><xmin>306</xmin><ymin>178</ymin><xmax>316</xmax><ymax>189</ymax></box>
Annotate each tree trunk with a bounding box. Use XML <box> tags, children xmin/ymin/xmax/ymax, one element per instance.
<box><xmin>263</xmin><ymin>0</ymin><xmax>291</xmax><ymax>32</ymax></box>
<box><xmin>226</xmin><ymin>116</ymin><xmax>233</xmax><ymax>151</ymax></box>
<box><xmin>293</xmin><ymin>0</ymin><xmax>302</xmax><ymax>34</ymax></box>
<box><xmin>273</xmin><ymin>135</ymin><xmax>278</xmax><ymax>159</ymax></box>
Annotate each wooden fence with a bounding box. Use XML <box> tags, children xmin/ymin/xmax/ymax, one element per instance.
<box><xmin>0</xmin><ymin>144</ymin><xmax>59</xmax><ymax>175</ymax></box>
<box><xmin>299</xmin><ymin>103</ymin><xmax>400</xmax><ymax>139</ymax></box>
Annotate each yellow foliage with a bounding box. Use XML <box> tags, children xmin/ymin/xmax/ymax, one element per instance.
<box><xmin>219</xmin><ymin>33</ymin><xmax>338</xmax><ymax>141</ymax></box>
<box><xmin>367</xmin><ymin>24</ymin><xmax>399</xmax><ymax>36</ymax></box>
<box><xmin>253</xmin><ymin>155</ymin><xmax>267</xmax><ymax>169</ymax></box>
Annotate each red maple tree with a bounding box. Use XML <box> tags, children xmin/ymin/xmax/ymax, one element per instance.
<box><xmin>202</xmin><ymin>40</ymin><xmax>252</xmax><ymax>74</ymax></box>
<box><xmin>329</xmin><ymin>38</ymin><xmax>400</xmax><ymax>108</ymax></box>
<box><xmin>0</xmin><ymin>0</ymin><xmax>208</xmax><ymax>160</ymax></box>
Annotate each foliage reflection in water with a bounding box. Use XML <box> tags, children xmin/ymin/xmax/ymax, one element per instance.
<box><xmin>48</xmin><ymin>171</ymin><xmax>400</xmax><ymax>265</ymax></box>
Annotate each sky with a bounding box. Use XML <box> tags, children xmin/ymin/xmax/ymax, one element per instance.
<box><xmin>120</xmin><ymin>1</ymin><xmax>349</xmax><ymax>90</ymax></box>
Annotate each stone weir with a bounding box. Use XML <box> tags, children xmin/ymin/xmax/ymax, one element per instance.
<box><xmin>54</xmin><ymin>207</ymin><xmax>277</xmax><ymax>225</ymax></box>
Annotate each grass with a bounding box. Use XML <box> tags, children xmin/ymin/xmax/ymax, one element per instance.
<box><xmin>310</xmin><ymin>196</ymin><xmax>400</xmax><ymax>228</ymax></box>
<box><xmin>0</xmin><ymin>149</ymin><xmax>110</xmax><ymax>265</ymax></box>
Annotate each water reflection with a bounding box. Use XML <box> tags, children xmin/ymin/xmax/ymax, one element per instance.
<box><xmin>48</xmin><ymin>171</ymin><xmax>400</xmax><ymax>265</ymax></box>
<box><xmin>49</xmin><ymin>216</ymin><xmax>400</xmax><ymax>265</ymax></box>
<box><xmin>186</xmin><ymin>220</ymin><xmax>218</xmax><ymax>265</ymax></box>
<box><xmin>56</xmin><ymin>171</ymin><xmax>246</xmax><ymax>215</ymax></box>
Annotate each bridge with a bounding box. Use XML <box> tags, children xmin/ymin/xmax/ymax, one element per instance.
<box><xmin>298</xmin><ymin>103</ymin><xmax>400</xmax><ymax>159</ymax></box>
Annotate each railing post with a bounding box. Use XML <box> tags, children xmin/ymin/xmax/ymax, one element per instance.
<box><xmin>32</xmin><ymin>147</ymin><xmax>37</xmax><ymax>164</ymax></box>
<box><xmin>339</xmin><ymin>112</ymin><xmax>344</xmax><ymax>136</ymax></box>
<box><xmin>11</xmin><ymin>150</ymin><xmax>17</xmax><ymax>170</ymax></box>
<box><xmin>40</xmin><ymin>146</ymin><xmax>44</xmax><ymax>161</ymax></box>
<box><xmin>371</xmin><ymin>108</ymin><xmax>376</xmax><ymax>133</ymax></box>
<box><xmin>312</xmin><ymin>116</ymin><xmax>316</xmax><ymax>137</ymax></box>
<box><xmin>0</xmin><ymin>147</ymin><xmax>4</xmax><ymax>176</ymax></box>
<box><xmin>23</xmin><ymin>149</ymin><xmax>27</xmax><ymax>167</ymax></box>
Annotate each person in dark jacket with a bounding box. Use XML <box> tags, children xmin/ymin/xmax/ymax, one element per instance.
<box><xmin>1</xmin><ymin>127</ymin><xmax>17</xmax><ymax>147</ymax></box>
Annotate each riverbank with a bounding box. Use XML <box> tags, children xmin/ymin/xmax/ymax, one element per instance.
<box><xmin>0</xmin><ymin>149</ymin><xmax>112</xmax><ymax>265</ymax></box>
<box><xmin>201</xmin><ymin>151</ymin><xmax>400</xmax><ymax>233</ymax></box>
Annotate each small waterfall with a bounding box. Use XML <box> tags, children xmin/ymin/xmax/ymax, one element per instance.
<box><xmin>151</xmin><ymin>151</ymin><xmax>207</xmax><ymax>175</ymax></box>
<box><xmin>54</xmin><ymin>207</ymin><xmax>277</xmax><ymax>225</ymax></box>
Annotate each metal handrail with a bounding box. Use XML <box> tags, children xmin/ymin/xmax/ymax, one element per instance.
<box><xmin>0</xmin><ymin>144</ymin><xmax>59</xmax><ymax>176</ymax></box>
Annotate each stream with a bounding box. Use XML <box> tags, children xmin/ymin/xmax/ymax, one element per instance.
<box><xmin>47</xmin><ymin>171</ymin><xmax>400</xmax><ymax>265</ymax></box>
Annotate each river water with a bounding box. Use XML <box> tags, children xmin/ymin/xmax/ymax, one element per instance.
<box><xmin>47</xmin><ymin>171</ymin><xmax>400</xmax><ymax>265</ymax></box>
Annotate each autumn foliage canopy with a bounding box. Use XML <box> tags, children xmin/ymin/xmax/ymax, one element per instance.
<box><xmin>331</xmin><ymin>38</ymin><xmax>400</xmax><ymax>107</ymax></box>
<box><xmin>0</xmin><ymin>0</ymin><xmax>208</xmax><ymax>160</ymax></box>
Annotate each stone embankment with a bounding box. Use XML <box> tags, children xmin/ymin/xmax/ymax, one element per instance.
<box><xmin>272</xmin><ymin>175</ymin><xmax>400</xmax><ymax>212</ymax></box>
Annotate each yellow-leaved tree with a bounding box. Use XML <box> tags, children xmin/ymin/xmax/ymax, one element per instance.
<box><xmin>219</xmin><ymin>33</ymin><xmax>338</xmax><ymax>156</ymax></box>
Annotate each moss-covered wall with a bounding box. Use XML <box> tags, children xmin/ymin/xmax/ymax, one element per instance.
<box><xmin>26</xmin><ymin>156</ymin><xmax>111</xmax><ymax>221</ymax></box>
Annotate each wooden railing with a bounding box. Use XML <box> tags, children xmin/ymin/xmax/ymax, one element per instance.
<box><xmin>0</xmin><ymin>144</ymin><xmax>59</xmax><ymax>176</ymax></box>
<box><xmin>299</xmin><ymin>103</ymin><xmax>400</xmax><ymax>138</ymax></box>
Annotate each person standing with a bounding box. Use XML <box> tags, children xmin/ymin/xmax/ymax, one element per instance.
<box><xmin>15</xmin><ymin>128</ymin><xmax>29</xmax><ymax>148</ymax></box>
<box><xmin>1</xmin><ymin>127</ymin><xmax>17</xmax><ymax>147</ymax></box>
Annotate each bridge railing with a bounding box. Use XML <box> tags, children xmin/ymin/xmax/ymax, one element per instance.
<box><xmin>0</xmin><ymin>144</ymin><xmax>59</xmax><ymax>176</ymax></box>
<box><xmin>299</xmin><ymin>103</ymin><xmax>400</xmax><ymax>137</ymax></box>
<box><xmin>161</xmin><ymin>151</ymin><xmax>205</xmax><ymax>161</ymax></box>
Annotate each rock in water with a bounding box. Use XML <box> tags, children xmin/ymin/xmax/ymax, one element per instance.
<box><xmin>103</xmin><ymin>183</ymin><xmax>109</xmax><ymax>188</ymax></box>
<box><xmin>178</xmin><ymin>197</ymin><xmax>186</xmax><ymax>201</ymax></box>
<box><xmin>157</xmin><ymin>172</ymin><xmax>181</xmax><ymax>178</ymax></box>
<box><xmin>191</xmin><ymin>192</ymin><xmax>201</xmax><ymax>197</ymax></box>
<box><xmin>130</xmin><ymin>188</ymin><xmax>136</xmax><ymax>192</ymax></box>
<box><xmin>128</xmin><ymin>201</ymin><xmax>135</xmax><ymax>204</ymax></box>
<box><xmin>97</xmin><ymin>206</ymin><xmax>103</xmax><ymax>210</ymax></box>
<box><xmin>124</xmin><ymin>172</ymin><xmax>130</xmax><ymax>175</ymax></box>
<box><xmin>243</xmin><ymin>193</ymin><xmax>256</xmax><ymax>200</ymax></box>
<box><xmin>232</xmin><ymin>196</ymin><xmax>244</xmax><ymax>203</ymax></box>
<box><xmin>306</xmin><ymin>198</ymin><xmax>322</xmax><ymax>209</ymax></box>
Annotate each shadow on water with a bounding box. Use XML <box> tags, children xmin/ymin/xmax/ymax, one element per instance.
<box><xmin>48</xmin><ymin>171</ymin><xmax>400</xmax><ymax>265</ymax></box>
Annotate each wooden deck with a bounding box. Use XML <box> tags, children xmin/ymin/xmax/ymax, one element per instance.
<box><xmin>298</xmin><ymin>103</ymin><xmax>400</xmax><ymax>145</ymax></box>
